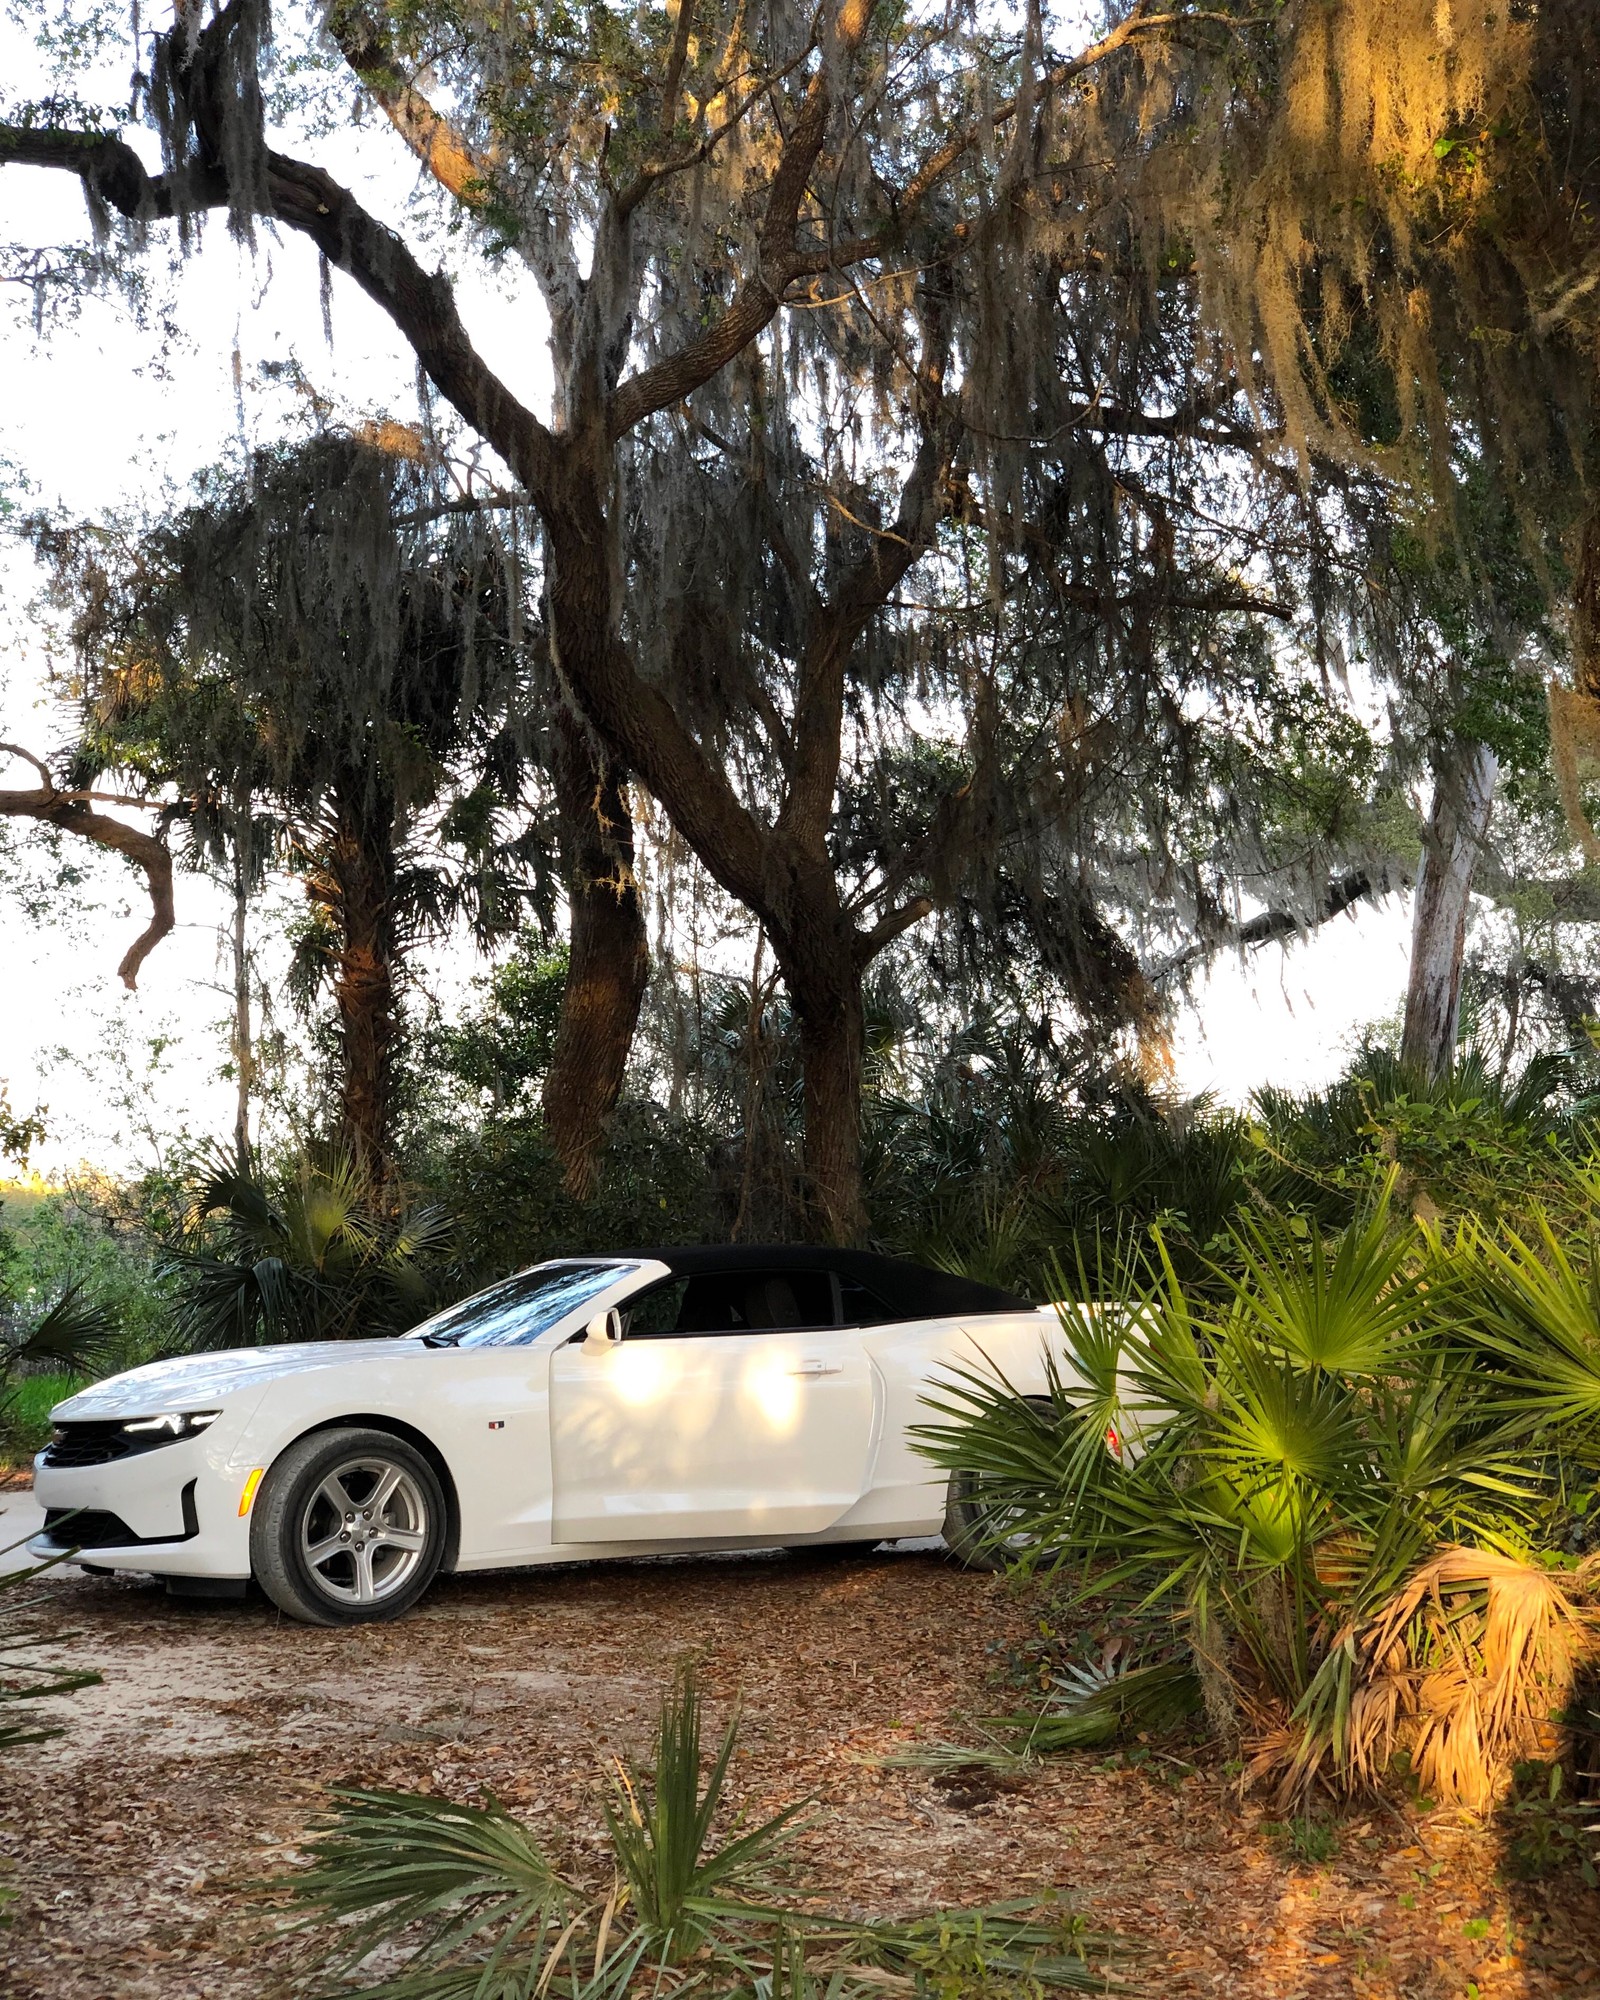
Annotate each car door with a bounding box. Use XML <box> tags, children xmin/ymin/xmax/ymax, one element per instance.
<box><xmin>547</xmin><ymin>1267</ymin><xmax>877</xmax><ymax>1543</ymax></box>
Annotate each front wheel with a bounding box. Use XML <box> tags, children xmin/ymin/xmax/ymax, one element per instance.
<box><xmin>251</xmin><ymin>1427</ymin><xmax>446</xmax><ymax>1626</ymax></box>
<box><xmin>942</xmin><ymin>1396</ymin><xmax>1055</xmax><ymax>1573</ymax></box>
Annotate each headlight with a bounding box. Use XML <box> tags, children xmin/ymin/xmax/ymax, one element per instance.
<box><xmin>120</xmin><ymin>1411</ymin><xmax>221</xmax><ymax>1439</ymax></box>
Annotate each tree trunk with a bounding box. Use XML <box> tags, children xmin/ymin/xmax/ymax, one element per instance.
<box><xmin>1575</xmin><ymin>500</ymin><xmax>1600</xmax><ymax>698</ymax></box>
<box><xmin>1401</xmin><ymin>736</ymin><xmax>1498</xmax><ymax>1082</ymax></box>
<box><xmin>779</xmin><ymin>928</ymin><xmax>869</xmax><ymax>1247</ymax></box>
<box><xmin>320</xmin><ymin>785</ymin><xmax>400</xmax><ymax>1175</ymax></box>
<box><xmin>542</xmin><ymin>703</ymin><xmax>650</xmax><ymax>1198</ymax></box>
<box><xmin>229</xmin><ymin>821</ymin><xmax>254</xmax><ymax>1164</ymax></box>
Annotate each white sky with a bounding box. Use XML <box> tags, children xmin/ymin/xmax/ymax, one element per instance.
<box><xmin>0</xmin><ymin>10</ymin><xmax>1421</xmax><ymax>1177</ymax></box>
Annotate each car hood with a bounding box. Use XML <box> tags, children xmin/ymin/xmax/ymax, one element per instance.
<box><xmin>52</xmin><ymin>1339</ymin><xmax>425</xmax><ymax>1420</ymax></box>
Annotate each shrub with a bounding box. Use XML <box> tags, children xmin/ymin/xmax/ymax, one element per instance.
<box><xmin>0</xmin><ymin>1284</ymin><xmax>120</xmax><ymax>1463</ymax></box>
<box><xmin>291</xmin><ymin>1669</ymin><xmax>1106</xmax><ymax>1996</ymax></box>
<box><xmin>915</xmin><ymin>1186</ymin><xmax>1600</xmax><ymax>1808</ymax></box>
<box><xmin>434</xmin><ymin>1103</ymin><xmax>726</xmax><ymax>1283</ymax></box>
<box><xmin>161</xmin><ymin>1147</ymin><xmax>453</xmax><ymax>1346</ymax></box>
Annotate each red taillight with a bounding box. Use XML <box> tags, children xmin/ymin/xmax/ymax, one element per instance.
<box><xmin>1105</xmin><ymin>1424</ymin><xmax>1123</xmax><ymax>1460</ymax></box>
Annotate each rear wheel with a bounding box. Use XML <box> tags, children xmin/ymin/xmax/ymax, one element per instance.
<box><xmin>251</xmin><ymin>1427</ymin><xmax>446</xmax><ymax>1626</ymax></box>
<box><xmin>942</xmin><ymin>1396</ymin><xmax>1055</xmax><ymax>1573</ymax></box>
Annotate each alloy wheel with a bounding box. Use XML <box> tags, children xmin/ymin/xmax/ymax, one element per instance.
<box><xmin>298</xmin><ymin>1455</ymin><xmax>430</xmax><ymax>1607</ymax></box>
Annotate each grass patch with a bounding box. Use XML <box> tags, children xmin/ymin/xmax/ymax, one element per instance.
<box><xmin>3</xmin><ymin>1373</ymin><xmax>81</xmax><ymax>1464</ymax></box>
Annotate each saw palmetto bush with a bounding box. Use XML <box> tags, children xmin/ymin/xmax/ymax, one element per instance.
<box><xmin>291</xmin><ymin>1668</ymin><xmax>1105</xmax><ymax>1997</ymax></box>
<box><xmin>915</xmin><ymin>1188</ymin><xmax>1599</xmax><ymax>1808</ymax></box>
<box><xmin>162</xmin><ymin>1147</ymin><xmax>453</xmax><ymax>1348</ymax></box>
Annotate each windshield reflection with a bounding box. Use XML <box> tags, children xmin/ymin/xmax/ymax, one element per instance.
<box><xmin>404</xmin><ymin>1262</ymin><xmax>640</xmax><ymax>1349</ymax></box>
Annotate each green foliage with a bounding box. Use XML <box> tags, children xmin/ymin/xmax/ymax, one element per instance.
<box><xmin>161</xmin><ymin>1147</ymin><xmax>453</xmax><ymax>1346</ymax></box>
<box><xmin>1</xmin><ymin>1177</ymin><xmax>175</xmax><ymax>1361</ymax></box>
<box><xmin>865</xmin><ymin>1025</ymin><xmax>1252</xmax><ymax>1298</ymax></box>
<box><xmin>914</xmin><ymin>1184</ymin><xmax>1600</xmax><ymax>1805</ymax></box>
<box><xmin>600</xmin><ymin>1670</ymin><xmax>800</xmax><ymax>1962</ymax></box>
<box><xmin>1253</xmin><ymin>1044</ymin><xmax>1599</xmax><ymax>1230</ymax></box>
<box><xmin>292</xmin><ymin>1668</ymin><xmax>1108</xmax><ymax>1997</ymax></box>
<box><xmin>435</xmin><ymin>1105</ymin><xmax>724</xmax><ymax>1284</ymax></box>
<box><xmin>1495</xmin><ymin>1761</ymin><xmax>1599</xmax><ymax>1887</ymax></box>
<box><xmin>0</xmin><ymin>1086</ymin><xmax>46</xmax><ymax>1171</ymax></box>
<box><xmin>0</xmin><ymin>1191</ymin><xmax>126</xmax><ymax>1458</ymax></box>
<box><xmin>7</xmin><ymin>1373</ymin><xmax>79</xmax><ymax>1436</ymax></box>
<box><xmin>422</xmin><ymin>939</ymin><xmax>569</xmax><ymax>1120</ymax></box>
<box><xmin>1262</xmin><ymin>1817</ymin><xmax>1339</xmax><ymax>1867</ymax></box>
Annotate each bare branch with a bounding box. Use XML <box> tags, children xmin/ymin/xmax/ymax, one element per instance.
<box><xmin>0</xmin><ymin>749</ymin><xmax>175</xmax><ymax>988</ymax></box>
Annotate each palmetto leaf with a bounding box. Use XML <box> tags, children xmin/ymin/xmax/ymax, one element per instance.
<box><xmin>294</xmin><ymin>1787</ymin><xmax>575</xmax><ymax>1973</ymax></box>
<box><xmin>163</xmin><ymin>1145</ymin><xmax>452</xmax><ymax>1345</ymax></box>
<box><xmin>1457</xmin><ymin>1213</ymin><xmax>1600</xmax><ymax>1425</ymax></box>
<box><xmin>601</xmin><ymin>1667</ymin><xmax>801</xmax><ymax>1961</ymax></box>
<box><xmin>915</xmin><ymin>1183</ymin><xmax>1599</xmax><ymax>1804</ymax></box>
<box><xmin>290</xmin><ymin>1672</ymin><xmax>1112</xmax><ymax>1997</ymax></box>
<box><xmin>3</xmin><ymin>1282</ymin><xmax>119</xmax><ymax>1376</ymax></box>
<box><xmin>1222</xmin><ymin>1187</ymin><xmax>1424</xmax><ymax>1378</ymax></box>
<box><xmin>0</xmin><ymin>1538</ymin><xmax>102</xmax><ymax>1748</ymax></box>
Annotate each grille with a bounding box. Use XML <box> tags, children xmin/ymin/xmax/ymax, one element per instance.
<box><xmin>42</xmin><ymin>1506</ymin><xmax>141</xmax><ymax>1547</ymax></box>
<box><xmin>41</xmin><ymin>1480</ymin><xmax>199</xmax><ymax>1550</ymax></box>
<box><xmin>40</xmin><ymin>1422</ymin><xmax>138</xmax><ymax>1469</ymax></box>
<box><xmin>41</xmin><ymin>1419</ymin><xmax>203</xmax><ymax>1469</ymax></box>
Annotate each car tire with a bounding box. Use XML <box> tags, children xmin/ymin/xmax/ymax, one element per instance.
<box><xmin>942</xmin><ymin>1395</ymin><xmax>1056</xmax><ymax>1573</ymax></box>
<box><xmin>251</xmin><ymin>1427</ymin><xmax>447</xmax><ymax>1627</ymax></box>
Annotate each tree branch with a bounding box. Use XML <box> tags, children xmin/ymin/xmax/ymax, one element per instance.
<box><xmin>777</xmin><ymin>316</ymin><xmax>957</xmax><ymax>850</ymax></box>
<box><xmin>323</xmin><ymin>2</ymin><xmax>488</xmax><ymax>206</ymax></box>
<box><xmin>1147</xmin><ymin>861</ymin><xmax>1406</xmax><ymax>987</ymax></box>
<box><xmin>606</xmin><ymin>0</ymin><xmax>874</xmax><ymax>438</ymax></box>
<box><xmin>855</xmin><ymin>893</ymin><xmax>935</xmax><ymax>964</ymax></box>
<box><xmin>0</xmin><ymin>748</ymin><xmax>175</xmax><ymax>988</ymax></box>
<box><xmin>0</xmin><ymin>124</ymin><xmax>563</xmax><ymax>512</ymax></box>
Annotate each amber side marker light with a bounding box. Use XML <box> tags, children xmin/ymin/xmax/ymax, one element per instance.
<box><xmin>238</xmin><ymin>1468</ymin><xmax>265</xmax><ymax>1517</ymax></box>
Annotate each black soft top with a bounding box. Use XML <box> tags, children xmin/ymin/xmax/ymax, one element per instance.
<box><xmin>620</xmin><ymin>1245</ymin><xmax>1031</xmax><ymax>1319</ymax></box>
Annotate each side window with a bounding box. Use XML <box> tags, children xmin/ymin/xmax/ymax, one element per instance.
<box><xmin>622</xmin><ymin>1278</ymin><xmax>689</xmax><ymax>1338</ymax></box>
<box><xmin>632</xmin><ymin>1270</ymin><xmax>841</xmax><ymax>1336</ymax></box>
<box><xmin>837</xmin><ymin>1276</ymin><xmax>899</xmax><ymax>1326</ymax></box>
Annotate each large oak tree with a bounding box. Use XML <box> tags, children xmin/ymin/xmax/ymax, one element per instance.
<box><xmin>2</xmin><ymin>0</ymin><xmax>1235</xmax><ymax>1239</ymax></box>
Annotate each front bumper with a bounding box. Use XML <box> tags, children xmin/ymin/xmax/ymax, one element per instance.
<box><xmin>31</xmin><ymin>1432</ymin><xmax>256</xmax><ymax>1578</ymax></box>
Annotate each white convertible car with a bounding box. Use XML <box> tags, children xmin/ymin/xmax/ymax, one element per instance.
<box><xmin>31</xmin><ymin>1247</ymin><xmax>1061</xmax><ymax>1625</ymax></box>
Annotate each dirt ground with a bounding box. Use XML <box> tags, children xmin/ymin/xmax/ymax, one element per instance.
<box><xmin>2</xmin><ymin>1539</ymin><xmax>1597</xmax><ymax>1999</ymax></box>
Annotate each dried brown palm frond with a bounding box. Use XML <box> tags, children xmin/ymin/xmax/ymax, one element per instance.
<box><xmin>1254</xmin><ymin>1547</ymin><xmax>1599</xmax><ymax>1808</ymax></box>
<box><xmin>1368</xmin><ymin>1548</ymin><xmax>1597</xmax><ymax>1811</ymax></box>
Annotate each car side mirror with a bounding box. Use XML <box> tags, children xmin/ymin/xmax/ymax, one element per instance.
<box><xmin>583</xmin><ymin>1307</ymin><xmax>625</xmax><ymax>1345</ymax></box>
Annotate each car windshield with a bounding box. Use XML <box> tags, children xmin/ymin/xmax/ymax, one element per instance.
<box><xmin>403</xmin><ymin>1262</ymin><xmax>639</xmax><ymax>1349</ymax></box>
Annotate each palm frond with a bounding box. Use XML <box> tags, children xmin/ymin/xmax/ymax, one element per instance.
<box><xmin>289</xmin><ymin>1671</ymin><xmax>1118</xmax><ymax>1997</ymax></box>
<box><xmin>601</xmin><ymin>1667</ymin><xmax>801</xmax><ymax>1960</ymax></box>
<box><xmin>3</xmin><ymin>1282</ymin><xmax>120</xmax><ymax>1377</ymax></box>
<box><xmin>293</xmin><ymin>1787</ymin><xmax>575</xmax><ymax>1973</ymax></box>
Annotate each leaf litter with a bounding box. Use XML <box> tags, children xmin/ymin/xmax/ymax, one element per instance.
<box><xmin>1</xmin><ymin>1540</ymin><xmax>1595</xmax><ymax>1997</ymax></box>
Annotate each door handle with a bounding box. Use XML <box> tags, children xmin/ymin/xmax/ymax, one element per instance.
<box><xmin>790</xmin><ymin>1358</ymin><xmax>842</xmax><ymax>1376</ymax></box>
